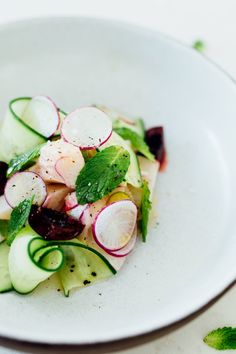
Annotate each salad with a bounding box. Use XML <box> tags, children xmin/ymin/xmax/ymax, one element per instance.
<box><xmin>0</xmin><ymin>96</ymin><xmax>166</xmax><ymax>296</ymax></box>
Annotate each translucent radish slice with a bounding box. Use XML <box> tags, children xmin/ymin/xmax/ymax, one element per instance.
<box><xmin>4</xmin><ymin>172</ymin><xmax>47</xmax><ymax>208</ymax></box>
<box><xmin>108</xmin><ymin>226</ymin><xmax>137</xmax><ymax>257</ymax></box>
<box><xmin>80</xmin><ymin>198</ymin><xmax>108</xmax><ymax>226</ymax></box>
<box><xmin>64</xmin><ymin>192</ymin><xmax>77</xmax><ymax>211</ymax></box>
<box><xmin>92</xmin><ymin>200</ymin><xmax>137</xmax><ymax>252</ymax></box>
<box><xmin>22</xmin><ymin>96</ymin><xmax>59</xmax><ymax>138</ymax></box>
<box><xmin>61</xmin><ymin>107</ymin><xmax>112</xmax><ymax>149</ymax></box>
<box><xmin>34</xmin><ymin>140</ymin><xmax>84</xmax><ymax>184</ymax></box>
<box><xmin>43</xmin><ymin>184</ymin><xmax>71</xmax><ymax>211</ymax></box>
<box><xmin>55</xmin><ymin>155</ymin><xmax>84</xmax><ymax>189</ymax></box>
<box><xmin>66</xmin><ymin>204</ymin><xmax>88</xmax><ymax>221</ymax></box>
<box><xmin>65</xmin><ymin>192</ymin><xmax>88</xmax><ymax>221</ymax></box>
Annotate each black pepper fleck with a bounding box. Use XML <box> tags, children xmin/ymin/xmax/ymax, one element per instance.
<box><xmin>83</xmin><ymin>280</ymin><xmax>91</xmax><ymax>285</ymax></box>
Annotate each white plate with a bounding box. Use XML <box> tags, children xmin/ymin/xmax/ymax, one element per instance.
<box><xmin>0</xmin><ymin>17</ymin><xmax>235</xmax><ymax>345</ymax></box>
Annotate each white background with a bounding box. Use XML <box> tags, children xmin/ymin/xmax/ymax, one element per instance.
<box><xmin>0</xmin><ymin>0</ymin><xmax>235</xmax><ymax>353</ymax></box>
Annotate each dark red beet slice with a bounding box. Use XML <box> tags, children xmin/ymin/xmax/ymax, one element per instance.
<box><xmin>145</xmin><ymin>127</ymin><xmax>166</xmax><ymax>166</ymax></box>
<box><xmin>0</xmin><ymin>162</ymin><xmax>8</xmax><ymax>195</ymax></box>
<box><xmin>29</xmin><ymin>205</ymin><xmax>84</xmax><ymax>241</ymax></box>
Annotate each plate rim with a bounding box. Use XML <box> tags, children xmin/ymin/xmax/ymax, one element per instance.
<box><xmin>0</xmin><ymin>15</ymin><xmax>235</xmax><ymax>347</ymax></box>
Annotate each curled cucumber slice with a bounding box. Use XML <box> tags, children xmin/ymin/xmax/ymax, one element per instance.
<box><xmin>8</xmin><ymin>226</ymin><xmax>64</xmax><ymax>294</ymax></box>
<box><xmin>0</xmin><ymin>225</ymin><xmax>116</xmax><ymax>296</ymax></box>
<box><xmin>0</xmin><ymin>97</ymin><xmax>46</xmax><ymax>163</ymax></box>
<box><xmin>58</xmin><ymin>240</ymin><xmax>116</xmax><ymax>297</ymax></box>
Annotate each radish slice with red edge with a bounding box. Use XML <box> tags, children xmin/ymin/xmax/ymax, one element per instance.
<box><xmin>108</xmin><ymin>225</ymin><xmax>137</xmax><ymax>257</ymax></box>
<box><xmin>4</xmin><ymin>172</ymin><xmax>47</xmax><ymax>208</ymax></box>
<box><xmin>65</xmin><ymin>192</ymin><xmax>88</xmax><ymax>221</ymax></box>
<box><xmin>55</xmin><ymin>156</ymin><xmax>84</xmax><ymax>189</ymax></box>
<box><xmin>66</xmin><ymin>204</ymin><xmax>88</xmax><ymax>221</ymax></box>
<box><xmin>22</xmin><ymin>96</ymin><xmax>59</xmax><ymax>138</ymax></box>
<box><xmin>61</xmin><ymin>107</ymin><xmax>112</xmax><ymax>150</ymax></box>
<box><xmin>92</xmin><ymin>200</ymin><xmax>137</xmax><ymax>252</ymax></box>
<box><xmin>64</xmin><ymin>192</ymin><xmax>77</xmax><ymax>211</ymax></box>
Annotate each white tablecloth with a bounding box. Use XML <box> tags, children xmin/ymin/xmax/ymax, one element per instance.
<box><xmin>0</xmin><ymin>1</ymin><xmax>235</xmax><ymax>353</ymax></box>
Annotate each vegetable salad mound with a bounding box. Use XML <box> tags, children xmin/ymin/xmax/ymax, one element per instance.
<box><xmin>0</xmin><ymin>96</ymin><xmax>166</xmax><ymax>296</ymax></box>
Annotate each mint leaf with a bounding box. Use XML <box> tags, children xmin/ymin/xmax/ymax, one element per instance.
<box><xmin>204</xmin><ymin>327</ymin><xmax>236</xmax><ymax>350</ymax></box>
<box><xmin>193</xmin><ymin>40</ymin><xmax>205</xmax><ymax>53</ymax></box>
<box><xmin>7</xmin><ymin>198</ymin><xmax>33</xmax><ymax>246</ymax></box>
<box><xmin>76</xmin><ymin>146</ymin><xmax>130</xmax><ymax>204</ymax></box>
<box><xmin>139</xmin><ymin>180</ymin><xmax>152</xmax><ymax>242</ymax></box>
<box><xmin>114</xmin><ymin>127</ymin><xmax>155</xmax><ymax>161</ymax></box>
<box><xmin>7</xmin><ymin>143</ymin><xmax>44</xmax><ymax>177</ymax></box>
<box><xmin>136</xmin><ymin>118</ymin><xmax>145</xmax><ymax>138</ymax></box>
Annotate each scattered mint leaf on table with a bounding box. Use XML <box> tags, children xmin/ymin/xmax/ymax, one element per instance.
<box><xmin>7</xmin><ymin>143</ymin><xmax>44</xmax><ymax>177</ymax></box>
<box><xmin>114</xmin><ymin>127</ymin><xmax>155</xmax><ymax>161</ymax></box>
<box><xmin>204</xmin><ymin>327</ymin><xmax>236</xmax><ymax>350</ymax></box>
<box><xmin>139</xmin><ymin>180</ymin><xmax>152</xmax><ymax>242</ymax></box>
<box><xmin>76</xmin><ymin>146</ymin><xmax>130</xmax><ymax>204</ymax></box>
<box><xmin>7</xmin><ymin>197</ymin><xmax>33</xmax><ymax>246</ymax></box>
<box><xmin>193</xmin><ymin>40</ymin><xmax>205</xmax><ymax>53</ymax></box>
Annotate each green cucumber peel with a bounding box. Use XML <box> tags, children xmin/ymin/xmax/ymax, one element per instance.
<box><xmin>204</xmin><ymin>327</ymin><xmax>236</xmax><ymax>350</ymax></box>
<box><xmin>9</xmin><ymin>97</ymin><xmax>47</xmax><ymax>140</ymax></box>
<box><xmin>114</xmin><ymin>127</ymin><xmax>155</xmax><ymax>161</ymax></box>
<box><xmin>76</xmin><ymin>145</ymin><xmax>130</xmax><ymax>204</ymax></box>
<box><xmin>9</xmin><ymin>97</ymin><xmax>66</xmax><ymax>140</ymax></box>
<box><xmin>58</xmin><ymin>241</ymin><xmax>116</xmax><ymax>297</ymax></box>
<box><xmin>3</xmin><ymin>226</ymin><xmax>116</xmax><ymax>295</ymax></box>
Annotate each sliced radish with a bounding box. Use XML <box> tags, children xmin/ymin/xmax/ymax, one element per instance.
<box><xmin>0</xmin><ymin>195</ymin><xmax>12</xmax><ymax>220</ymax></box>
<box><xmin>79</xmin><ymin>227</ymin><xmax>127</xmax><ymax>271</ymax></box>
<box><xmin>66</xmin><ymin>204</ymin><xmax>88</xmax><ymax>220</ymax></box>
<box><xmin>4</xmin><ymin>172</ymin><xmax>47</xmax><ymax>208</ymax></box>
<box><xmin>22</xmin><ymin>96</ymin><xmax>59</xmax><ymax>138</ymax></box>
<box><xmin>43</xmin><ymin>184</ymin><xmax>71</xmax><ymax>211</ymax></box>
<box><xmin>108</xmin><ymin>226</ymin><xmax>137</xmax><ymax>257</ymax></box>
<box><xmin>61</xmin><ymin>107</ymin><xmax>112</xmax><ymax>149</ymax></box>
<box><xmin>64</xmin><ymin>192</ymin><xmax>77</xmax><ymax>211</ymax></box>
<box><xmin>80</xmin><ymin>197</ymin><xmax>108</xmax><ymax>226</ymax></box>
<box><xmin>92</xmin><ymin>200</ymin><xmax>137</xmax><ymax>252</ymax></box>
<box><xmin>65</xmin><ymin>192</ymin><xmax>88</xmax><ymax>220</ymax></box>
<box><xmin>55</xmin><ymin>155</ymin><xmax>84</xmax><ymax>189</ymax></box>
<box><xmin>35</xmin><ymin>139</ymin><xmax>84</xmax><ymax>184</ymax></box>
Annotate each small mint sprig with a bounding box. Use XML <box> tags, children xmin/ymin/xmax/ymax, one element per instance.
<box><xmin>114</xmin><ymin>127</ymin><xmax>155</xmax><ymax>161</ymax></box>
<box><xmin>7</xmin><ymin>197</ymin><xmax>34</xmax><ymax>246</ymax></box>
<box><xmin>7</xmin><ymin>143</ymin><xmax>44</xmax><ymax>177</ymax></box>
<box><xmin>204</xmin><ymin>327</ymin><xmax>236</xmax><ymax>350</ymax></box>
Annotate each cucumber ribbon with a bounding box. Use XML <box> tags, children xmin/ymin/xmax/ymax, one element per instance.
<box><xmin>0</xmin><ymin>225</ymin><xmax>116</xmax><ymax>296</ymax></box>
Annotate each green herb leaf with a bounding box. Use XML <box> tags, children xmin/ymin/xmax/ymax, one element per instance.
<box><xmin>139</xmin><ymin>180</ymin><xmax>152</xmax><ymax>242</ymax></box>
<box><xmin>114</xmin><ymin>127</ymin><xmax>155</xmax><ymax>161</ymax></box>
<box><xmin>136</xmin><ymin>118</ymin><xmax>145</xmax><ymax>138</ymax></box>
<box><xmin>193</xmin><ymin>40</ymin><xmax>205</xmax><ymax>53</ymax></box>
<box><xmin>7</xmin><ymin>198</ymin><xmax>33</xmax><ymax>246</ymax></box>
<box><xmin>7</xmin><ymin>144</ymin><xmax>44</xmax><ymax>177</ymax></box>
<box><xmin>204</xmin><ymin>327</ymin><xmax>236</xmax><ymax>350</ymax></box>
<box><xmin>76</xmin><ymin>146</ymin><xmax>130</xmax><ymax>204</ymax></box>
